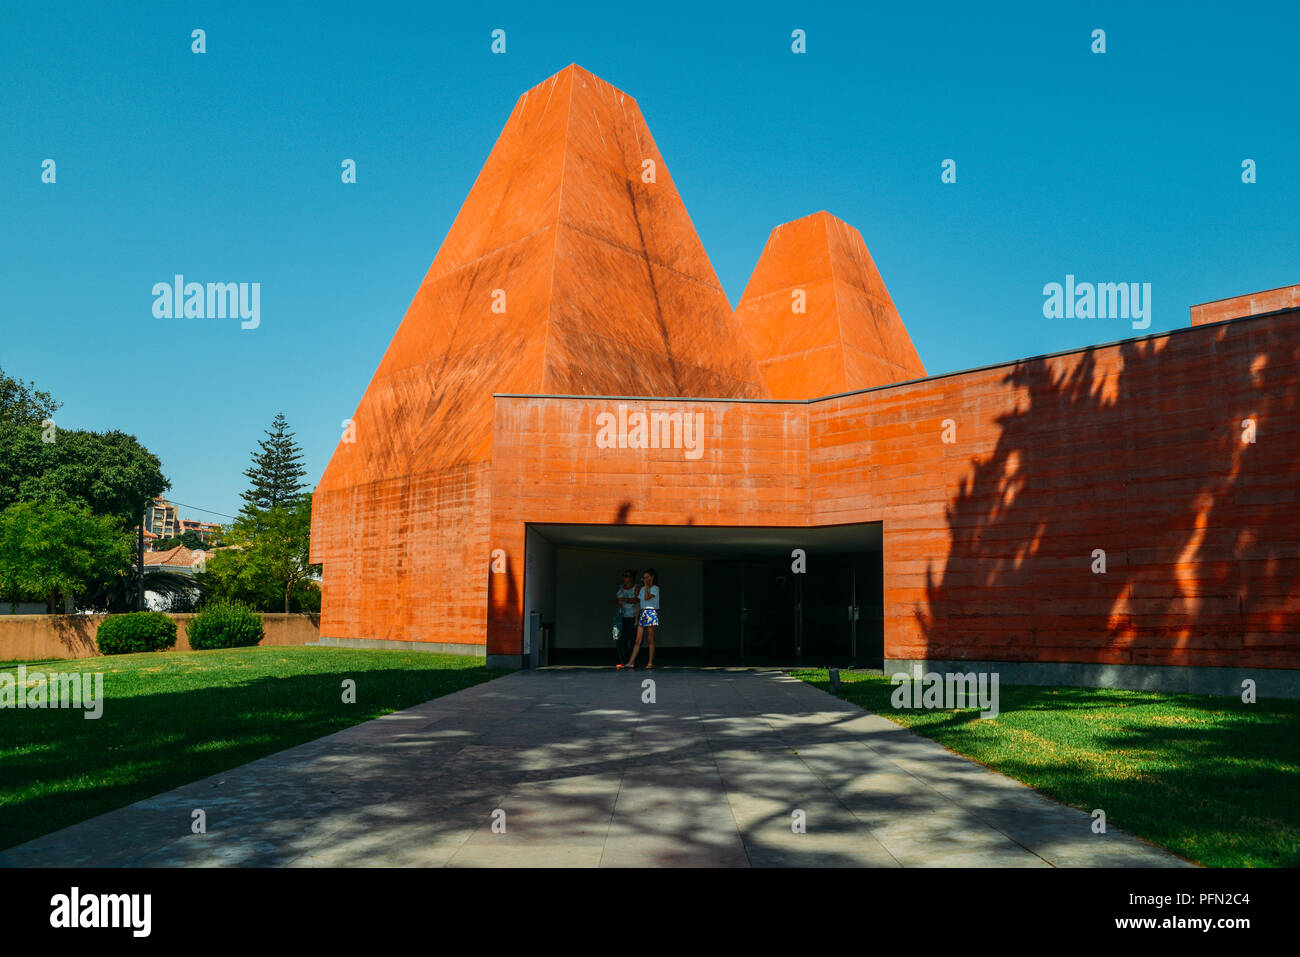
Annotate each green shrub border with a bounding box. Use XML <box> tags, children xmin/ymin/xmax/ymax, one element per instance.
<box><xmin>96</xmin><ymin>612</ymin><xmax>178</xmax><ymax>656</ymax></box>
<box><xmin>187</xmin><ymin>601</ymin><xmax>265</xmax><ymax>650</ymax></box>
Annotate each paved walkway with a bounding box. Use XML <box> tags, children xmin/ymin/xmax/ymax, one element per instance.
<box><xmin>0</xmin><ymin>669</ymin><xmax>1190</xmax><ymax>867</ymax></box>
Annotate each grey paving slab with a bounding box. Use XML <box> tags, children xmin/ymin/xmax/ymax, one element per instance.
<box><xmin>0</xmin><ymin>668</ymin><xmax>1193</xmax><ymax>867</ymax></box>
<box><xmin>601</xmin><ymin>761</ymin><xmax>751</xmax><ymax>868</ymax></box>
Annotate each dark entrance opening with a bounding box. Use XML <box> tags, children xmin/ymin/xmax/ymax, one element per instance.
<box><xmin>525</xmin><ymin>522</ymin><xmax>882</xmax><ymax>668</ymax></box>
<box><xmin>702</xmin><ymin>551</ymin><xmax>881</xmax><ymax>666</ymax></box>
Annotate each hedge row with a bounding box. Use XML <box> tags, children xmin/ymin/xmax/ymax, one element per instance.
<box><xmin>95</xmin><ymin>602</ymin><xmax>264</xmax><ymax>655</ymax></box>
<box><xmin>187</xmin><ymin>601</ymin><xmax>264</xmax><ymax>650</ymax></box>
<box><xmin>95</xmin><ymin>612</ymin><xmax>177</xmax><ymax>655</ymax></box>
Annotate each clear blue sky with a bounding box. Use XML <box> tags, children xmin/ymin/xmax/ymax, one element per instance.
<box><xmin>3</xmin><ymin>1</ymin><xmax>1296</xmax><ymax>523</ymax></box>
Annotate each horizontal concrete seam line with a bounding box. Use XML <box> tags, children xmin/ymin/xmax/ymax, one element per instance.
<box><xmin>312</xmin><ymin>479</ymin><xmax>488</xmax><ymax>506</ymax></box>
<box><xmin>1192</xmin><ymin>283</ymin><xmax>1300</xmax><ymax>307</ymax></box>
<box><xmin>494</xmin><ymin>305</ymin><xmax>1300</xmax><ymax>406</ymax></box>
<box><xmin>495</xmin><ymin>391</ymin><xmax>807</xmax><ymax>405</ymax></box>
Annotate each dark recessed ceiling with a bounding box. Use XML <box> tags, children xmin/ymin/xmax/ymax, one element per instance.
<box><xmin>530</xmin><ymin>522</ymin><xmax>882</xmax><ymax>558</ymax></box>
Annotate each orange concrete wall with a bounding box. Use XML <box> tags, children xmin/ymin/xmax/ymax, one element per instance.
<box><xmin>486</xmin><ymin>311</ymin><xmax>1300</xmax><ymax>669</ymax></box>
<box><xmin>313</xmin><ymin>465</ymin><xmax>491</xmax><ymax>646</ymax></box>
<box><xmin>810</xmin><ymin>314</ymin><xmax>1299</xmax><ymax>669</ymax></box>
<box><xmin>487</xmin><ymin>397</ymin><xmax>810</xmax><ymax>654</ymax></box>
<box><xmin>1191</xmin><ymin>284</ymin><xmax>1300</xmax><ymax>325</ymax></box>
<box><xmin>0</xmin><ymin>613</ymin><xmax>321</xmax><ymax>662</ymax></box>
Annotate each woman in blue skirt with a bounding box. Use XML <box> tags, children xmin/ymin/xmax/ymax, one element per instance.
<box><xmin>621</xmin><ymin>568</ymin><xmax>659</xmax><ymax>670</ymax></box>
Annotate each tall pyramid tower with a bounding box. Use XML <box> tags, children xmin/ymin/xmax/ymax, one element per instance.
<box><xmin>735</xmin><ymin>211</ymin><xmax>926</xmax><ymax>398</ymax></box>
<box><xmin>312</xmin><ymin>65</ymin><xmax>767</xmax><ymax>646</ymax></box>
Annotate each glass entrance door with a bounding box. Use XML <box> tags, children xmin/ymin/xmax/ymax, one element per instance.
<box><xmin>739</xmin><ymin>557</ymin><xmax>798</xmax><ymax>663</ymax></box>
<box><xmin>703</xmin><ymin>549</ymin><xmax>880</xmax><ymax>665</ymax></box>
<box><xmin>803</xmin><ymin>552</ymin><xmax>855</xmax><ymax>661</ymax></box>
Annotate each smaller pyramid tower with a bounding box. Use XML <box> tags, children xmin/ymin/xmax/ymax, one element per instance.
<box><xmin>735</xmin><ymin>211</ymin><xmax>926</xmax><ymax>399</ymax></box>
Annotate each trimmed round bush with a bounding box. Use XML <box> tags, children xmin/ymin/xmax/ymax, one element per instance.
<box><xmin>187</xmin><ymin>601</ymin><xmax>264</xmax><ymax>650</ymax></box>
<box><xmin>96</xmin><ymin>612</ymin><xmax>178</xmax><ymax>656</ymax></box>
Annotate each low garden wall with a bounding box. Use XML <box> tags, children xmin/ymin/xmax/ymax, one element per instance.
<box><xmin>0</xmin><ymin>613</ymin><xmax>321</xmax><ymax>661</ymax></box>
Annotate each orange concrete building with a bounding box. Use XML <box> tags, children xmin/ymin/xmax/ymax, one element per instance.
<box><xmin>312</xmin><ymin>65</ymin><xmax>1300</xmax><ymax>695</ymax></box>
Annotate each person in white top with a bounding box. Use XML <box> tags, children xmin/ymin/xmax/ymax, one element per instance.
<box><xmin>621</xmin><ymin>568</ymin><xmax>659</xmax><ymax>670</ymax></box>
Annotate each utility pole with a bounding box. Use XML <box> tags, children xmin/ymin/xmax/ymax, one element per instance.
<box><xmin>137</xmin><ymin>517</ymin><xmax>145</xmax><ymax>611</ymax></box>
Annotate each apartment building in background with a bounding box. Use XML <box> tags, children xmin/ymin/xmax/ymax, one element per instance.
<box><xmin>143</xmin><ymin>498</ymin><xmax>222</xmax><ymax>546</ymax></box>
<box><xmin>178</xmin><ymin>518</ymin><xmax>223</xmax><ymax>543</ymax></box>
<box><xmin>143</xmin><ymin>497</ymin><xmax>177</xmax><ymax>540</ymax></box>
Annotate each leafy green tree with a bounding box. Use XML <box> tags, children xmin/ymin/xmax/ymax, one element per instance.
<box><xmin>0</xmin><ymin>501</ymin><xmax>132</xmax><ymax>611</ymax></box>
<box><xmin>195</xmin><ymin>546</ymin><xmax>266</xmax><ymax>609</ymax></box>
<box><xmin>151</xmin><ymin>533</ymin><xmax>204</xmax><ymax>551</ymax></box>
<box><xmin>0</xmin><ymin>426</ymin><xmax>167</xmax><ymax>527</ymax></box>
<box><xmin>240</xmin><ymin>412</ymin><xmax>307</xmax><ymax>511</ymax></box>
<box><xmin>0</xmin><ymin>367</ymin><xmax>61</xmax><ymax>427</ymax></box>
<box><xmin>0</xmin><ymin>369</ymin><xmax>171</xmax><ymax>612</ymax></box>
<box><xmin>199</xmin><ymin>496</ymin><xmax>320</xmax><ymax>613</ymax></box>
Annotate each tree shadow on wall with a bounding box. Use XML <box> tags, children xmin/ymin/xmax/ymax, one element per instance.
<box><xmin>915</xmin><ymin>319</ymin><xmax>1300</xmax><ymax>672</ymax></box>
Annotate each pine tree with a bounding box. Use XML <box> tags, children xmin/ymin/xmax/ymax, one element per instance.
<box><xmin>240</xmin><ymin>413</ymin><xmax>307</xmax><ymax>511</ymax></box>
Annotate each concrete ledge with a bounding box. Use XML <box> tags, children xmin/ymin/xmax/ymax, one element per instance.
<box><xmin>885</xmin><ymin>658</ymin><xmax>1300</xmax><ymax>699</ymax></box>
<box><xmin>313</xmin><ymin>636</ymin><xmax>486</xmax><ymax>657</ymax></box>
<box><xmin>486</xmin><ymin>654</ymin><xmax>526</xmax><ymax>670</ymax></box>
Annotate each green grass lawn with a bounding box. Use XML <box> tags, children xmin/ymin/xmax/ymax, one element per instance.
<box><xmin>790</xmin><ymin>668</ymin><xmax>1300</xmax><ymax>867</ymax></box>
<box><xmin>0</xmin><ymin>647</ymin><xmax>506</xmax><ymax>851</ymax></box>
